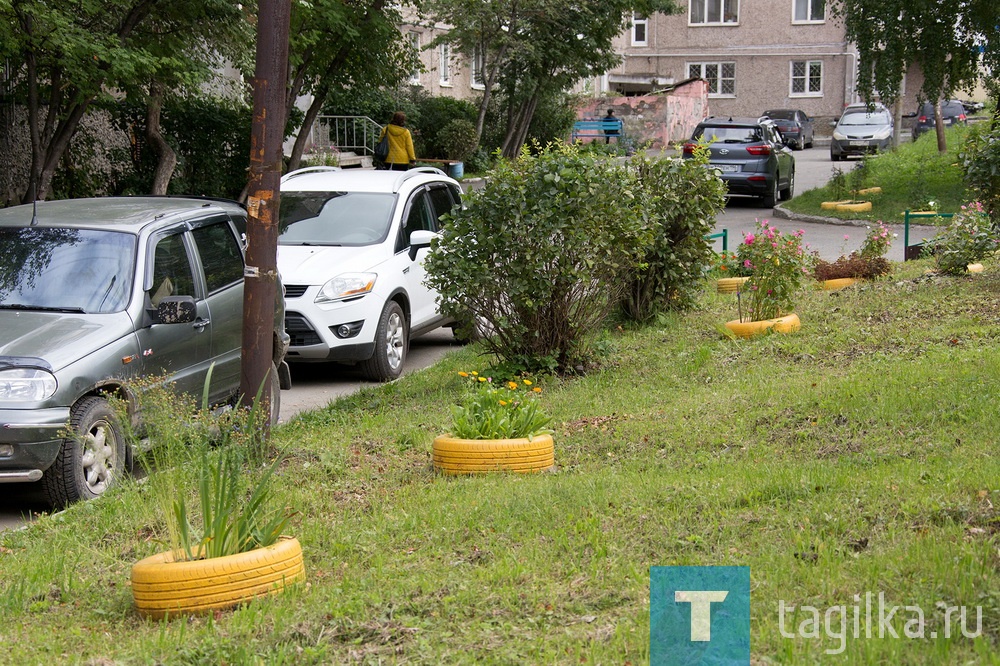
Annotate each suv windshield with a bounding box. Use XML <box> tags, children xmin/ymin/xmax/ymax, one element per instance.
<box><xmin>693</xmin><ymin>125</ymin><xmax>762</xmax><ymax>143</ymax></box>
<box><xmin>840</xmin><ymin>110</ymin><xmax>891</xmax><ymax>126</ymax></box>
<box><xmin>279</xmin><ymin>191</ymin><xmax>396</xmax><ymax>246</ymax></box>
<box><xmin>0</xmin><ymin>227</ymin><xmax>136</xmax><ymax>313</ymax></box>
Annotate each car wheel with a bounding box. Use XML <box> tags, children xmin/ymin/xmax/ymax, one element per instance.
<box><xmin>780</xmin><ymin>170</ymin><xmax>795</xmax><ymax>201</ymax></box>
<box><xmin>361</xmin><ymin>300</ymin><xmax>407</xmax><ymax>382</ymax></box>
<box><xmin>41</xmin><ymin>396</ymin><xmax>127</xmax><ymax>508</ymax></box>
<box><xmin>761</xmin><ymin>177</ymin><xmax>778</xmax><ymax>208</ymax></box>
<box><xmin>831</xmin><ymin>152</ymin><xmax>842</xmax><ymax>162</ymax></box>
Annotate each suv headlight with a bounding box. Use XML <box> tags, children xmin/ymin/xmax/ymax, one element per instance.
<box><xmin>0</xmin><ymin>368</ymin><xmax>57</xmax><ymax>402</ymax></box>
<box><xmin>315</xmin><ymin>273</ymin><xmax>377</xmax><ymax>304</ymax></box>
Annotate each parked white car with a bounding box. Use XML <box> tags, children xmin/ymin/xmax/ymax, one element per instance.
<box><xmin>277</xmin><ymin>167</ymin><xmax>462</xmax><ymax>381</ymax></box>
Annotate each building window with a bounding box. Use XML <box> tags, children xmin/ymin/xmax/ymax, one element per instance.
<box><xmin>439</xmin><ymin>44</ymin><xmax>452</xmax><ymax>86</ymax></box>
<box><xmin>471</xmin><ymin>44</ymin><xmax>485</xmax><ymax>89</ymax></box>
<box><xmin>688</xmin><ymin>62</ymin><xmax>736</xmax><ymax>96</ymax></box>
<box><xmin>407</xmin><ymin>32</ymin><xmax>421</xmax><ymax>84</ymax></box>
<box><xmin>793</xmin><ymin>0</ymin><xmax>825</xmax><ymax>22</ymax></box>
<box><xmin>790</xmin><ymin>60</ymin><xmax>822</xmax><ymax>96</ymax></box>
<box><xmin>689</xmin><ymin>0</ymin><xmax>739</xmax><ymax>25</ymax></box>
<box><xmin>632</xmin><ymin>15</ymin><xmax>648</xmax><ymax>45</ymax></box>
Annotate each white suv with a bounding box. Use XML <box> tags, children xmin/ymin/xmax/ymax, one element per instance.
<box><xmin>277</xmin><ymin>167</ymin><xmax>462</xmax><ymax>381</ymax></box>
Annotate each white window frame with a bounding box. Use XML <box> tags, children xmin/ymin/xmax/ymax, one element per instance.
<box><xmin>792</xmin><ymin>0</ymin><xmax>825</xmax><ymax>24</ymax></box>
<box><xmin>789</xmin><ymin>60</ymin><xmax>823</xmax><ymax>97</ymax></box>
<box><xmin>471</xmin><ymin>44</ymin><xmax>485</xmax><ymax>90</ymax></box>
<box><xmin>407</xmin><ymin>32</ymin><xmax>421</xmax><ymax>85</ymax></box>
<box><xmin>632</xmin><ymin>15</ymin><xmax>648</xmax><ymax>46</ymax></box>
<box><xmin>687</xmin><ymin>61</ymin><xmax>736</xmax><ymax>97</ymax></box>
<box><xmin>439</xmin><ymin>43</ymin><xmax>452</xmax><ymax>86</ymax></box>
<box><xmin>689</xmin><ymin>0</ymin><xmax>739</xmax><ymax>26</ymax></box>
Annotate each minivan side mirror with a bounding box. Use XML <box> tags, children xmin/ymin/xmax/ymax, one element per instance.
<box><xmin>156</xmin><ymin>295</ymin><xmax>197</xmax><ymax>324</ymax></box>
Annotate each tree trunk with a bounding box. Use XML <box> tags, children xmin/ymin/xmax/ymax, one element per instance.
<box><xmin>35</xmin><ymin>101</ymin><xmax>91</xmax><ymax>201</ymax></box>
<box><xmin>146</xmin><ymin>81</ymin><xmax>177</xmax><ymax>195</ymax></box>
<box><xmin>287</xmin><ymin>85</ymin><xmax>328</xmax><ymax>172</ymax></box>
<box><xmin>934</xmin><ymin>99</ymin><xmax>947</xmax><ymax>153</ymax></box>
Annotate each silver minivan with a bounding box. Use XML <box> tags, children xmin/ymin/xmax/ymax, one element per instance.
<box><xmin>0</xmin><ymin>198</ymin><xmax>289</xmax><ymax>508</ymax></box>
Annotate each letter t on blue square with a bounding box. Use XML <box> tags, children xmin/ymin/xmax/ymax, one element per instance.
<box><xmin>650</xmin><ymin>566</ymin><xmax>750</xmax><ymax>665</ymax></box>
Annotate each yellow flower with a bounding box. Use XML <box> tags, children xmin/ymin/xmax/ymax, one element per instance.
<box><xmin>458</xmin><ymin>371</ymin><xmax>469</xmax><ymax>377</ymax></box>
<box><xmin>523</xmin><ymin>379</ymin><xmax>533</xmax><ymax>386</ymax></box>
<box><xmin>507</xmin><ymin>381</ymin><xmax>518</xmax><ymax>390</ymax></box>
<box><xmin>532</xmin><ymin>387</ymin><xmax>542</xmax><ymax>393</ymax></box>
<box><xmin>478</xmin><ymin>376</ymin><xmax>486</xmax><ymax>382</ymax></box>
<box><xmin>499</xmin><ymin>400</ymin><xmax>508</xmax><ymax>406</ymax></box>
<box><xmin>471</xmin><ymin>371</ymin><xmax>479</xmax><ymax>376</ymax></box>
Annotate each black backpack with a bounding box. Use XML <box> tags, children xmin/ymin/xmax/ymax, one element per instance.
<box><xmin>374</xmin><ymin>130</ymin><xmax>389</xmax><ymax>161</ymax></box>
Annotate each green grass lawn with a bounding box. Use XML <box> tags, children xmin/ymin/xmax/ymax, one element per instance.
<box><xmin>786</xmin><ymin>126</ymin><xmax>972</xmax><ymax>224</ymax></box>
<box><xmin>3</xmin><ymin>257</ymin><xmax>1000</xmax><ymax>664</ymax></box>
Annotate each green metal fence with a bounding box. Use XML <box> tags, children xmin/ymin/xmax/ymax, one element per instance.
<box><xmin>903</xmin><ymin>210</ymin><xmax>951</xmax><ymax>260</ymax></box>
<box><xmin>705</xmin><ymin>229</ymin><xmax>728</xmax><ymax>252</ymax></box>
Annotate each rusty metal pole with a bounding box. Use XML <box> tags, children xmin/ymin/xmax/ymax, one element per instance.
<box><xmin>241</xmin><ymin>0</ymin><xmax>291</xmax><ymax>432</ymax></box>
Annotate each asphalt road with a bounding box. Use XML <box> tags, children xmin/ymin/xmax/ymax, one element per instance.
<box><xmin>0</xmin><ymin>147</ymin><xmax>939</xmax><ymax>530</ymax></box>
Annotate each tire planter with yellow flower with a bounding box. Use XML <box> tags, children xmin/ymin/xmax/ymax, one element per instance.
<box><xmin>817</xmin><ymin>277</ymin><xmax>858</xmax><ymax>291</ymax></box>
<box><xmin>724</xmin><ymin>313</ymin><xmax>801</xmax><ymax>338</ymax></box>
<box><xmin>131</xmin><ymin>536</ymin><xmax>305</xmax><ymax>619</ymax></box>
<box><xmin>432</xmin><ymin>434</ymin><xmax>555</xmax><ymax>474</ymax></box>
<box><xmin>716</xmin><ymin>276</ymin><xmax>751</xmax><ymax>294</ymax></box>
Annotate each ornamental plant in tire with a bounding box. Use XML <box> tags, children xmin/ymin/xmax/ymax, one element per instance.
<box><xmin>432</xmin><ymin>371</ymin><xmax>555</xmax><ymax>475</ymax></box>
<box><xmin>726</xmin><ymin>220</ymin><xmax>808</xmax><ymax>337</ymax></box>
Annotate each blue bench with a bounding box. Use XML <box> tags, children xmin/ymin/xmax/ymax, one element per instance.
<box><xmin>571</xmin><ymin>118</ymin><xmax>624</xmax><ymax>143</ymax></box>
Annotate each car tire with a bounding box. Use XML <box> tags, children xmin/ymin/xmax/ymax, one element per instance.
<box><xmin>761</xmin><ymin>177</ymin><xmax>778</xmax><ymax>208</ymax></box>
<box><xmin>780</xmin><ymin>170</ymin><xmax>795</xmax><ymax>201</ymax></box>
<box><xmin>831</xmin><ymin>153</ymin><xmax>842</xmax><ymax>162</ymax></box>
<box><xmin>40</xmin><ymin>396</ymin><xmax>127</xmax><ymax>509</ymax></box>
<box><xmin>361</xmin><ymin>300</ymin><xmax>407</xmax><ymax>382</ymax></box>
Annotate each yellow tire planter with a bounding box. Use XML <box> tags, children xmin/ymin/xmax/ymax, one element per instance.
<box><xmin>716</xmin><ymin>276</ymin><xmax>750</xmax><ymax>294</ymax></box>
<box><xmin>968</xmin><ymin>263</ymin><xmax>984</xmax><ymax>273</ymax></box>
<box><xmin>855</xmin><ymin>187</ymin><xmax>882</xmax><ymax>195</ymax></box>
<box><xmin>432</xmin><ymin>434</ymin><xmax>555</xmax><ymax>474</ymax></box>
<box><xmin>724</xmin><ymin>313</ymin><xmax>801</xmax><ymax>339</ymax></box>
<box><xmin>817</xmin><ymin>277</ymin><xmax>858</xmax><ymax>291</ymax></box>
<box><xmin>131</xmin><ymin>536</ymin><xmax>305</xmax><ymax>619</ymax></box>
<box><xmin>820</xmin><ymin>200</ymin><xmax>853</xmax><ymax>210</ymax></box>
<box><xmin>835</xmin><ymin>201</ymin><xmax>872</xmax><ymax>213</ymax></box>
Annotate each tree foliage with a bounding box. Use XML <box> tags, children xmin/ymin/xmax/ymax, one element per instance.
<box><xmin>0</xmin><ymin>0</ymin><xmax>253</xmax><ymax>202</ymax></box>
<box><xmin>418</xmin><ymin>0</ymin><xmax>681</xmax><ymax>157</ymax></box>
<box><xmin>830</xmin><ymin>0</ymin><xmax>1000</xmax><ymax>106</ymax></box>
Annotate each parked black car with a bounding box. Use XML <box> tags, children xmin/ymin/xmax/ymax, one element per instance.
<box><xmin>762</xmin><ymin>109</ymin><xmax>814</xmax><ymax>150</ymax></box>
<box><xmin>912</xmin><ymin>100</ymin><xmax>968</xmax><ymax>141</ymax></box>
<box><xmin>683</xmin><ymin>116</ymin><xmax>795</xmax><ymax>208</ymax></box>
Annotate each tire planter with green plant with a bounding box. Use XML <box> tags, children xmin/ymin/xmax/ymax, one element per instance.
<box><xmin>131</xmin><ymin>536</ymin><xmax>305</xmax><ymax>619</ymax></box>
<box><xmin>724</xmin><ymin>313</ymin><xmax>801</xmax><ymax>338</ymax></box>
<box><xmin>432</xmin><ymin>434</ymin><xmax>555</xmax><ymax>474</ymax></box>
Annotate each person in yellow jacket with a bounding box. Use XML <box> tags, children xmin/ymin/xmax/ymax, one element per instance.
<box><xmin>380</xmin><ymin>111</ymin><xmax>416</xmax><ymax>171</ymax></box>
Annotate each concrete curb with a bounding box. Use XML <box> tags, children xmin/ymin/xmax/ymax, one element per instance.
<box><xmin>772</xmin><ymin>203</ymin><xmax>872</xmax><ymax>228</ymax></box>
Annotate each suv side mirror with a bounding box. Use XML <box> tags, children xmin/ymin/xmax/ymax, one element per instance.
<box><xmin>157</xmin><ymin>295</ymin><xmax>197</xmax><ymax>324</ymax></box>
<box><xmin>829</xmin><ymin>119</ymin><xmax>838</xmax><ymax>128</ymax></box>
<box><xmin>409</xmin><ymin>229</ymin><xmax>435</xmax><ymax>261</ymax></box>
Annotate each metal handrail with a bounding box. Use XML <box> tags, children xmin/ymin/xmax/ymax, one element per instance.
<box><xmin>903</xmin><ymin>209</ymin><xmax>952</xmax><ymax>260</ymax></box>
<box><xmin>705</xmin><ymin>229</ymin><xmax>728</xmax><ymax>252</ymax></box>
<box><xmin>309</xmin><ymin>115</ymin><xmax>384</xmax><ymax>156</ymax></box>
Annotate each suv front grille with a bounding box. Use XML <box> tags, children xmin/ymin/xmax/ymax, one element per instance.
<box><xmin>285</xmin><ymin>312</ymin><xmax>321</xmax><ymax>347</ymax></box>
<box><xmin>284</xmin><ymin>285</ymin><xmax>308</xmax><ymax>299</ymax></box>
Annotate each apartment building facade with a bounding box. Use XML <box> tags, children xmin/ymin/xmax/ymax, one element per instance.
<box><xmin>599</xmin><ymin>0</ymin><xmax>924</xmax><ymax>128</ymax></box>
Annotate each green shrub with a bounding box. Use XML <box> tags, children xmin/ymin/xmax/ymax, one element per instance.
<box><xmin>425</xmin><ymin>143</ymin><xmax>649</xmax><ymax>374</ymax></box>
<box><xmin>929</xmin><ymin>202</ymin><xmax>1000</xmax><ymax>275</ymax></box>
<box><xmin>619</xmin><ymin>151</ymin><xmax>727</xmax><ymax>321</ymax></box>
<box><xmin>958</xmin><ymin>123</ymin><xmax>1000</xmax><ymax>221</ymax></box>
<box><xmin>437</xmin><ymin>118</ymin><xmax>478</xmax><ymax>161</ymax></box>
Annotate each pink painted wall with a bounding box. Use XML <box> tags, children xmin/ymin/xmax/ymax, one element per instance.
<box><xmin>575</xmin><ymin>80</ymin><xmax>710</xmax><ymax>149</ymax></box>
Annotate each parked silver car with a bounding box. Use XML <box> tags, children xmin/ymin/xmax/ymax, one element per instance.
<box><xmin>0</xmin><ymin>197</ymin><xmax>290</xmax><ymax>508</ymax></box>
<box><xmin>830</xmin><ymin>103</ymin><xmax>893</xmax><ymax>161</ymax></box>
